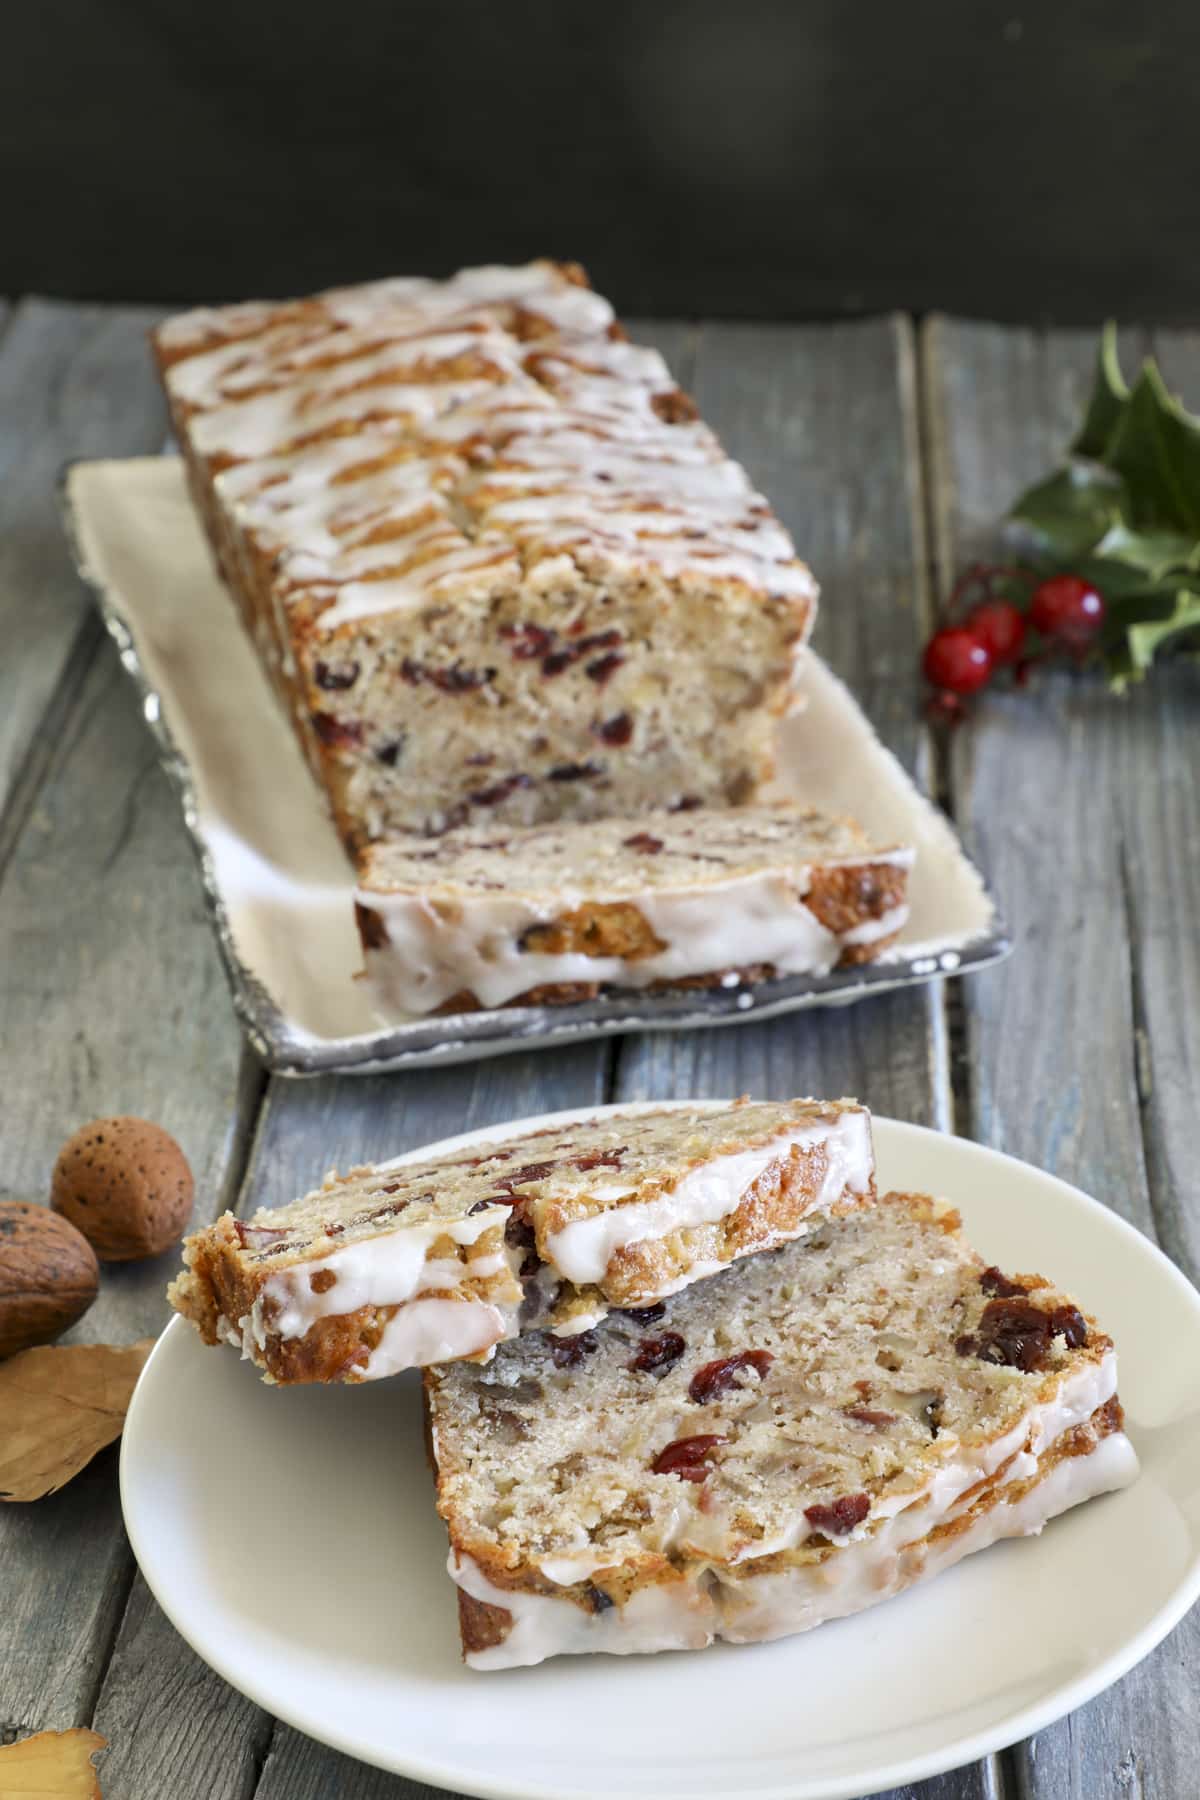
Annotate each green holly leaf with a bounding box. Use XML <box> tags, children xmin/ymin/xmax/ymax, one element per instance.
<box><xmin>962</xmin><ymin>325</ymin><xmax>1200</xmax><ymax>697</ymax></box>
<box><xmin>1071</xmin><ymin>321</ymin><xmax>1130</xmax><ymax>459</ymax></box>
<box><xmin>1008</xmin><ymin>463</ymin><xmax>1125</xmax><ymax>560</ymax></box>
<box><xmin>1089</xmin><ymin>521</ymin><xmax>1200</xmax><ymax>578</ymax></box>
<box><xmin>1103</xmin><ymin>588</ymin><xmax>1200</xmax><ymax>688</ymax></box>
<box><xmin>1104</xmin><ymin>361</ymin><xmax>1200</xmax><ymax>535</ymax></box>
<box><xmin>1071</xmin><ymin>556</ymin><xmax>1183</xmax><ymax>603</ymax></box>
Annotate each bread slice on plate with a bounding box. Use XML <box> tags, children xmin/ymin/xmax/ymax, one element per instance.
<box><xmin>425</xmin><ymin>1192</ymin><xmax>1137</xmax><ymax>1668</ymax></box>
<box><xmin>354</xmin><ymin>803</ymin><xmax>913</xmax><ymax>1017</ymax></box>
<box><xmin>168</xmin><ymin>1099</ymin><xmax>874</xmax><ymax>1382</ymax></box>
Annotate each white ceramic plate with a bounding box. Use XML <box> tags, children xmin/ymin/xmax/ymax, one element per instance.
<box><xmin>121</xmin><ymin>1110</ymin><xmax>1200</xmax><ymax>1800</ymax></box>
<box><xmin>62</xmin><ymin>458</ymin><xmax>1008</xmax><ymax>1075</ymax></box>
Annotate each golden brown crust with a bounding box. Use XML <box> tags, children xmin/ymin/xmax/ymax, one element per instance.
<box><xmin>596</xmin><ymin>1136</ymin><xmax>873</xmax><ymax>1307</ymax></box>
<box><xmin>804</xmin><ymin>861</ymin><xmax>909</xmax><ymax>936</ymax></box>
<box><xmin>516</xmin><ymin>902</ymin><xmax>667</xmax><ymax>961</ymax></box>
<box><xmin>430</xmin><ymin>939</ymin><xmax>903</xmax><ymax>1015</ymax></box>
<box><xmin>457</xmin><ymin>1588</ymin><xmax>513</xmax><ymax>1655</ymax></box>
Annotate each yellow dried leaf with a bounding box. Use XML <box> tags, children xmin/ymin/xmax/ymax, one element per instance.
<box><xmin>0</xmin><ymin>1340</ymin><xmax>154</xmax><ymax>1503</ymax></box>
<box><xmin>0</xmin><ymin>1728</ymin><xmax>107</xmax><ymax>1797</ymax></box>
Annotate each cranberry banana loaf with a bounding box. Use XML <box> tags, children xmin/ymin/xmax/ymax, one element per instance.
<box><xmin>168</xmin><ymin>1099</ymin><xmax>874</xmax><ymax>1381</ymax></box>
<box><xmin>426</xmin><ymin>1192</ymin><xmax>1136</xmax><ymax>1668</ymax></box>
<box><xmin>355</xmin><ymin>802</ymin><xmax>913</xmax><ymax>1016</ymax></box>
<box><xmin>152</xmin><ymin>261</ymin><xmax>816</xmax><ymax>848</ymax></box>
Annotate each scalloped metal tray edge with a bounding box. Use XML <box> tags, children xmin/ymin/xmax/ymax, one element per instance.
<box><xmin>60</xmin><ymin>457</ymin><xmax>1012</xmax><ymax>1076</ymax></box>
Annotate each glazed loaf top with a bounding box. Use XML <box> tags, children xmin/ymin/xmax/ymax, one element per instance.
<box><xmin>153</xmin><ymin>261</ymin><xmax>817</xmax><ymax>634</ymax></box>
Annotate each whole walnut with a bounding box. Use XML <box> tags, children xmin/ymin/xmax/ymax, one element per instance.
<box><xmin>51</xmin><ymin>1117</ymin><xmax>194</xmax><ymax>1262</ymax></box>
<box><xmin>0</xmin><ymin>1201</ymin><xmax>100</xmax><ymax>1358</ymax></box>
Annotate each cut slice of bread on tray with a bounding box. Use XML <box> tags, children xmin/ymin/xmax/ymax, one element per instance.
<box><xmin>354</xmin><ymin>802</ymin><xmax>913</xmax><ymax>1016</ymax></box>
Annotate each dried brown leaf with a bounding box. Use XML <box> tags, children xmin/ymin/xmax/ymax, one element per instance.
<box><xmin>0</xmin><ymin>1339</ymin><xmax>154</xmax><ymax>1502</ymax></box>
<box><xmin>0</xmin><ymin>1728</ymin><xmax>107</xmax><ymax>1797</ymax></box>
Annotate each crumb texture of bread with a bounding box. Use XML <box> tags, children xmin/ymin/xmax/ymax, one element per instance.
<box><xmin>426</xmin><ymin>1192</ymin><xmax>1137</xmax><ymax>1667</ymax></box>
<box><xmin>354</xmin><ymin>803</ymin><xmax>913</xmax><ymax>1014</ymax></box>
<box><xmin>152</xmin><ymin>261</ymin><xmax>817</xmax><ymax>847</ymax></box>
<box><xmin>166</xmin><ymin>1098</ymin><xmax>874</xmax><ymax>1382</ymax></box>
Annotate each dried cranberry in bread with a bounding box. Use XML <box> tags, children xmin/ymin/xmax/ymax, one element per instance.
<box><xmin>168</xmin><ymin>1098</ymin><xmax>874</xmax><ymax>1382</ymax></box>
<box><xmin>151</xmin><ymin>262</ymin><xmax>815</xmax><ymax>848</ymax></box>
<box><xmin>425</xmin><ymin>1193</ymin><xmax>1137</xmax><ymax>1668</ymax></box>
<box><xmin>354</xmin><ymin>802</ymin><xmax>912</xmax><ymax>1016</ymax></box>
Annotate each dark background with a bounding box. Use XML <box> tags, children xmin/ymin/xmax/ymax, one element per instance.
<box><xmin>5</xmin><ymin>0</ymin><xmax>1197</xmax><ymax>320</ymax></box>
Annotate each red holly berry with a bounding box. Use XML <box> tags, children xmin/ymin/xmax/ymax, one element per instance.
<box><xmin>922</xmin><ymin>627</ymin><xmax>993</xmax><ymax>694</ymax></box>
<box><xmin>967</xmin><ymin>601</ymin><xmax>1026</xmax><ymax>666</ymax></box>
<box><xmin>1028</xmin><ymin>575</ymin><xmax>1105</xmax><ymax>647</ymax></box>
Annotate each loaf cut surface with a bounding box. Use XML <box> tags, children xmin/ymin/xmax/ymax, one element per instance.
<box><xmin>426</xmin><ymin>1191</ymin><xmax>1137</xmax><ymax>1667</ymax></box>
<box><xmin>168</xmin><ymin>1099</ymin><xmax>874</xmax><ymax>1381</ymax></box>
<box><xmin>355</xmin><ymin>802</ymin><xmax>913</xmax><ymax>1015</ymax></box>
<box><xmin>152</xmin><ymin>261</ymin><xmax>816</xmax><ymax>847</ymax></box>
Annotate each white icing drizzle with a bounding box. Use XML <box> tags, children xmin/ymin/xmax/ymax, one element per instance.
<box><xmin>714</xmin><ymin>1346</ymin><xmax>1121</xmax><ymax>1561</ymax></box>
<box><xmin>453</xmin><ymin>1404</ymin><xmax>1139</xmax><ymax>1668</ymax></box>
<box><xmin>716</xmin><ymin>1428</ymin><xmax>1138</xmax><ymax>1647</ymax></box>
<box><xmin>160</xmin><ymin>261</ymin><xmax>817</xmax><ymax>633</ymax></box>
<box><xmin>251</xmin><ymin>1203</ymin><xmax>510</xmax><ymax>1351</ymax></box>
<box><xmin>543</xmin><ymin>1111</ymin><xmax>874</xmax><ymax>1286</ymax></box>
<box><xmin>221</xmin><ymin>1104</ymin><xmax>868</xmax><ymax>1374</ymax></box>
<box><xmin>359</xmin><ymin>1297</ymin><xmax>506</xmax><ymax>1377</ymax></box>
<box><xmin>840</xmin><ymin>902</ymin><xmax>911</xmax><ymax>947</ymax></box>
<box><xmin>359</xmin><ymin>853</ymin><xmax>914</xmax><ymax>1017</ymax></box>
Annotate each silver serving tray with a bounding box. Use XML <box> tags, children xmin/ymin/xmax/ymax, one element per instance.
<box><xmin>61</xmin><ymin>457</ymin><xmax>1011</xmax><ymax>1075</ymax></box>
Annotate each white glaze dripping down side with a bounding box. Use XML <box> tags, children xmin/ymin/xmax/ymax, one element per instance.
<box><xmin>543</xmin><ymin>1109</ymin><xmax>875</xmax><ymax>1287</ymax></box>
<box><xmin>241</xmin><ymin>1204</ymin><xmax>519</xmax><ymax>1370</ymax></box>
<box><xmin>452</xmin><ymin>1417</ymin><xmax>1139</xmax><ymax>1669</ymax></box>
<box><xmin>358</xmin><ymin>854</ymin><xmax>915</xmax><ymax>1018</ymax></box>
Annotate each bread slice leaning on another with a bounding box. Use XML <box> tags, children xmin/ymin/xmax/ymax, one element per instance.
<box><xmin>425</xmin><ymin>1192</ymin><xmax>1137</xmax><ymax>1668</ymax></box>
<box><xmin>168</xmin><ymin>1099</ymin><xmax>875</xmax><ymax>1381</ymax></box>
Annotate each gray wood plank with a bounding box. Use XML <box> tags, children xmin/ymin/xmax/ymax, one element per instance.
<box><xmin>613</xmin><ymin>320</ymin><xmax>983</xmax><ymax>1800</ymax></box>
<box><xmin>1112</xmin><ymin>326</ymin><xmax>1200</xmax><ymax>1287</ymax></box>
<box><xmin>83</xmin><ymin>1579</ymin><xmax>272</xmax><ymax>1800</ymax></box>
<box><xmin>923</xmin><ymin>317</ymin><xmax>1200</xmax><ymax>1800</ymax></box>
<box><xmin>84</xmin><ymin>315</ymin><xmax>973</xmax><ymax>1800</ymax></box>
<box><xmin>615</xmin><ymin>317</ymin><xmax>948</xmax><ymax>1126</ymax></box>
<box><xmin>249</xmin><ymin>1737</ymin><xmax>998</xmax><ymax>1800</ymax></box>
<box><xmin>88</xmin><ymin>324</ymin><xmax>694</xmax><ymax>1800</ymax></box>
<box><xmin>0</xmin><ymin>634</ymin><xmax>253</xmax><ymax>1740</ymax></box>
<box><xmin>220</xmin><ymin>1045</ymin><xmax>614</xmax><ymax>1791</ymax></box>
<box><xmin>0</xmin><ymin>297</ymin><xmax>167</xmax><ymax>854</ymax></box>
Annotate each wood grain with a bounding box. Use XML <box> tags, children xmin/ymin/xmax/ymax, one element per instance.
<box><xmin>0</xmin><ymin>631</ymin><xmax>253</xmax><ymax>1737</ymax></box>
<box><xmin>83</xmin><ymin>322</ymin><xmax>696</xmax><ymax>1800</ymax></box>
<box><xmin>88</xmin><ymin>1580</ymin><xmax>272</xmax><ymax>1800</ymax></box>
<box><xmin>615</xmin><ymin>317</ymin><xmax>949</xmax><ymax>1129</ymax></box>
<box><xmin>0</xmin><ymin>300</ymin><xmax>167</xmax><ymax>855</ymax></box>
<box><xmin>923</xmin><ymin>316</ymin><xmax>1200</xmax><ymax>1800</ymax></box>
<box><xmin>2</xmin><ymin>308</ymin><xmax>1168</xmax><ymax>1800</ymax></box>
<box><xmin>0</xmin><ymin>297</ymin><xmax>249</xmax><ymax>1738</ymax></box>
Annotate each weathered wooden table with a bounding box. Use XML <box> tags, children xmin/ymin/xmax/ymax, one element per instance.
<box><xmin>1</xmin><ymin>303</ymin><xmax>1196</xmax><ymax>1800</ymax></box>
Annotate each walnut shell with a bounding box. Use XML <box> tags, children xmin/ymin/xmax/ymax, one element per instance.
<box><xmin>0</xmin><ymin>1202</ymin><xmax>101</xmax><ymax>1358</ymax></box>
<box><xmin>51</xmin><ymin>1117</ymin><xmax>194</xmax><ymax>1262</ymax></box>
